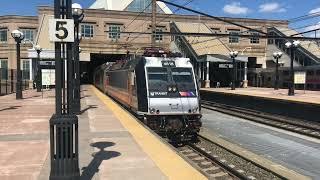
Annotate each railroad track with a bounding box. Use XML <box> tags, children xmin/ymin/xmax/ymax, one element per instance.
<box><xmin>201</xmin><ymin>100</ymin><xmax>320</xmax><ymax>139</ymax></box>
<box><xmin>176</xmin><ymin>135</ymin><xmax>285</xmax><ymax>180</ymax></box>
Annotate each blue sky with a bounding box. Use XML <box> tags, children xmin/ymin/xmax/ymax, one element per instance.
<box><xmin>0</xmin><ymin>0</ymin><xmax>319</xmax><ymax>34</ymax></box>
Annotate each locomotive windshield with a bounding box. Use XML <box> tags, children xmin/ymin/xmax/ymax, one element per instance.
<box><xmin>172</xmin><ymin>68</ymin><xmax>194</xmax><ymax>83</ymax></box>
<box><xmin>147</xmin><ymin>67</ymin><xmax>168</xmax><ymax>82</ymax></box>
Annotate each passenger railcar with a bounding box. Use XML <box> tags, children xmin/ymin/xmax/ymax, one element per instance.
<box><xmin>94</xmin><ymin>49</ymin><xmax>202</xmax><ymax>141</ymax></box>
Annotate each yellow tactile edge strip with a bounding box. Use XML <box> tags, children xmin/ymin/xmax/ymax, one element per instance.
<box><xmin>91</xmin><ymin>86</ymin><xmax>207</xmax><ymax>180</ymax></box>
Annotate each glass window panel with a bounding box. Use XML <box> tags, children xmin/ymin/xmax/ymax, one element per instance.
<box><xmin>0</xmin><ymin>29</ymin><xmax>7</xmax><ymax>42</ymax></box>
<box><xmin>109</xmin><ymin>24</ymin><xmax>121</xmax><ymax>40</ymax></box>
<box><xmin>21</xmin><ymin>29</ymin><xmax>35</xmax><ymax>42</ymax></box>
<box><xmin>81</xmin><ymin>24</ymin><xmax>94</xmax><ymax>38</ymax></box>
<box><xmin>228</xmin><ymin>30</ymin><xmax>240</xmax><ymax>43</ymax></box>
<box><xmin>250</xmin><ymin>31</ymin><xmax>260</xmax><ymax>44</ymax></box>
<box><xmin>0</xmin><ymin>59</ymin><xmax>8</xmax><ymax>79</ymax></box>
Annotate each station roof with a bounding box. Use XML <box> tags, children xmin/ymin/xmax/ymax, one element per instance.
<box><xmin>199</xmin><ymin>54</ymin><xmax>248</xmax><ymax>63</ymax></box>
<box><xmin>274</xmin><ymin>26</ymin><xmax>320</xmax><ymax>59</ymax></box>
<box><xmin>174</xmin><ymin>22</ymin><xmax>231</xmax><ymax>57</ymax></box>
<box><xmin>90</xmin><ymin>0</ymin><xmax>172</xmax><ymax>14</ymax></box>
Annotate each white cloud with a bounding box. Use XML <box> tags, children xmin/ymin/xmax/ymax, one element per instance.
<box><xmin>223</xmin><ymin>2</ymin><xmax>249</xmax><ymax>15</ymax></box>
<box><xmin>259</xmin><ymin>2</ymin><xmax>286</xmax><ymax>13</ymax></box>
<box><xmin>309</xmin><ymin>7</ymin><xmax>320</xmax><ymax>14</ymax></box>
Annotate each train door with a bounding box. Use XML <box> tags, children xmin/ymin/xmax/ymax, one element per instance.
<box><xmin>128</xmin><ymin>71</ymin><xmax>137</xmax><ymax>109</ymax></box>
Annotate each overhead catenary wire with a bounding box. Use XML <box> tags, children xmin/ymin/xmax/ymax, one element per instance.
<box><xmin>126</xmin><ymin>0</ymin><xmax>194</xmax><ymax>44</ymax></box>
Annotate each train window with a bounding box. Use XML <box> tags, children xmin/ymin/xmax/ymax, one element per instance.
<box><xmin>283</xmin><ymin>71</ymin><xmax>289</xmax><ymax>76</ymax></box>
<box><xmin>172</xmin><ymin>68</ymin><xmax>194</xmax><ymax>83</ymax></box>
<box><xmin>147</xmin><ymin>67</ymin><xmax>168</xmax><ymax>82</ymax></box>
<box><xmin>307</xmin><ymin>70</ymin><xmax>314</xmax><ymax>76</ymax></box>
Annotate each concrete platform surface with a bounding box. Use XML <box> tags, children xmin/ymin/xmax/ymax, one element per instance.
<box><xmin>202</xmin><ymin>108</ymin><xmax>320</xmax><ymax>179</ymax></box>
<box><xmin>0</xmin><ymin>86</ymin><xmax>207</xmax><ymax>180</ymax></box>
<box><xmin>201</xmin><ymin>87</ymin><xmax>320</xmax><ymax>105</ymax></box>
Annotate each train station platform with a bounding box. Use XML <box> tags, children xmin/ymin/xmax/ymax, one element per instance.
<box><xmin>200</xmin><ymin>87</ymin><xmax>320</xmax><ymax>122</ymax></box>
<box><xmin>201</xmin><ymin>87</ymin><xmax>320</xmax><ymax>105</ymax></box>
<box><xmin>0</xmin><ymin>86</ymin><xmax>206</xmax><ymax>180</ymax></box>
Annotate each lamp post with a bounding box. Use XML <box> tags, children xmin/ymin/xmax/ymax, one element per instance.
<box><xmin>285</xmin><ymin>40</ymin><xmax>300</xmax><ymax>96</ymax></box>
<box><xmin>11</xmin><ymin>30</ymin><xmax>24</xmax><ymax>99</ymax></box>
<box><xmin>72</xmin><ymin>3</ymin><xmax>84</xmax><ymax>114</ymax></box>
<box><xmin>273</xmin><ymin>52</ymin><xmax>282</xmax><ymax>90</ymax></box>
<box><xmin>230</xmin><ymin>51</ymin><xmax>239</xmax><ymax>90</ymax></box>
<box><xmin>34</xmin><ymin>45</ymin><xmax>42</xmax><ymax>92</ymax></box>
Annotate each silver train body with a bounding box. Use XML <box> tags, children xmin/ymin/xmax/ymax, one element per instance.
<box><xmin>94</xmin><ymin>53</ymin><xmax>202</xmax><ymax>141</ymax></box>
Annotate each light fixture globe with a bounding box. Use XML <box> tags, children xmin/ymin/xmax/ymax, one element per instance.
<box><xmin>11</xmin><ymin>30</ymin><xmax>24</xmax><ymax>39</ymax></box>
<box><xmin>293</xmin><ymin>40</ymin><xmax>300</xmax><ymax>47</ymax></box>
<box><xmin>273</xmin><ymin>52</ymin><xmax>283</xmax><ymax>59</ymax></box>
<box><xmin>34</xmin><ymin>45</ymin><xmax>42</xmax><ymax>51</ymax></box>
<box><xmin>229</xmin><ymin>51</ymin><xmax>239</xmax><ymax>58</ymax></box>
<box><xmin>72</xmin><ymin>3</ymin><xmax>83</xmax><ymax>16</ymax></box>
<box><xmin>285</xmin><ymin>41</ymin><xmax>292</xmax><ymax>48</ymax></box>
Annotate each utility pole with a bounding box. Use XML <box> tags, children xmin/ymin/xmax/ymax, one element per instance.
<box><xmin>151</xmin><ymin>0</ymin><xmax>156</xmax><ymax>47</ymax></box>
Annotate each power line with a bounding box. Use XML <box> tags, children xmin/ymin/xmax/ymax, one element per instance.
<box><xmin>157</xmin><ymin>0</ymin><xmax>267</xmax><ymax>35</ymax></box>
<box><xmin>289</xmin><ymin>11</ymin><xmax>320</xmax><ymax>23</ymax></box>
<box><xmin>124</xmin><ymin>1</ymin><xmax>153</xmax><ymax>30</ymax></box>
<box><xmin>127</xmin><ymin>0</ymin><xmax>194</xmax><ymax>44</ymax></box>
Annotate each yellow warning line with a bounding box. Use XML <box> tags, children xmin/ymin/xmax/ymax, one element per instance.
<box><xmin>92</xmin><ymin>86</ymin><xmax>207</xmax><ymax>180</ymax></box>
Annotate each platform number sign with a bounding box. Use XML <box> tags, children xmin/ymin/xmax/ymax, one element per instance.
<box><xmin>49</xmin><ymin>19</ymin><xmax>74</xmax><ymax>42</ymax></box>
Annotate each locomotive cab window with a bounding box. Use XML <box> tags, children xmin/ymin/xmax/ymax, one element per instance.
<box><xmin>172</xmin><ymin>68</ymin><xmax>194</xmax><ymax>83</ymax></box>
<box><xmin>147</xmin><ymin>67</ymin><xmax>168</xmax><ymax>82</ymax></box>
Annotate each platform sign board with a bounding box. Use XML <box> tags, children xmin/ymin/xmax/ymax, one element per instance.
<box><xmin>49</xmin><ymin>19</ymin><xmax>74</xmax><ymax>42</ymax></box>
<box><xmin>294</xmin><ymin>71</ymin><xmax>306</xmax><ymax>84</ymax></box>
<box><xmin>42</xmin><ymin>69</ymin><xmax>55</xmax><ymax>86</ymax></box>
<box><xmin>219</xmin><ymin>64</ymin><xmax>233</xmax><ymax>68</ymax></box>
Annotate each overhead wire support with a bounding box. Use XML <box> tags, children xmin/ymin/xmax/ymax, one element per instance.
<box><xmin>156</xmin><ymin>0</ymin><xmax>268</xmax><ymax>35</ymax></box>
<box><xmin>290</xmin><ymin>28</ymin><xmax>320</xmax><ymax>37</ymax></box>
<box><xmin>106</xmin><ymin>31</ymin><xmax>320</xmax><ymax>41</ymax></box>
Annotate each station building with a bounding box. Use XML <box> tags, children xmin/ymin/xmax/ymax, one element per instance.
<box><xmin>0</xmin><ymin>0</ymin><xmax>319</xmax><ymax>90</ymax></box>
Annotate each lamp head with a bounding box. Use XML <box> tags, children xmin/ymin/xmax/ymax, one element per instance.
<box><xmin>11</xmin><ymin>30</ymin><xmax>24</xmax><ymax>41</ymax></box>
<box><xmin>285</xmin><ymin>41</ymin><xmax>292</xmax><ymax>48</ymax></box>
<box><xmin>229</xmin><ymin>51</ymin><xmax>238</xmax><ymax>58</ymax></box>
<box><xmin>273</xmin><ymin>52</ymin><xmax>282</xmax><ymax>59</ymax></box>
<box><xmin>293</xmin><ymin>40</ymin><xmax>300</xmax><ymax>47</ymax></box>
<box><xmin>72</xmin><ymin>3</ymin><xmax>84</xmax><ymax>16</ymax></box>
<box><xmin>34</xmin><ymin>45</ymin><xmax>42</xmax><ymax>51</ymax></box>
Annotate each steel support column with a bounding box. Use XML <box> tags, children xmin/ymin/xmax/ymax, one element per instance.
<box><xmin>49</xmin><ymin>0</ymin><xmax>80</xmax><ymax>179</ymax></box>
<box><xmin>36</xmin><ymin>50</ymin><xmax>42</xmax><ymax>92</ymax></box>
<box><xmin>16</xmin><ymin>42</ymin><xmax>22</xmax><ymax>99</ymax></box>
<box><xmin>288</xmin><ymin>48</ymin><xmax>295</xmax><ymax>96</ymax></box>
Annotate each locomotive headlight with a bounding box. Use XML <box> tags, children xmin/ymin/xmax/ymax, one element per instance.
<box><xmin>149</xmin><ymin>108</ymin><xmax>156</xmax><ymax>114</ymax></box>
<box><xmin>172</xmin><ymin>86</ymin><xmax>177</xmax><ymax>92</ymax></box>
<box><xmin>192</xmin><ymin>107</ymin><xmax>198</xmax><ymax>113</ymax></box>
<box><xmin>168</xmin><ymin>87</ymin><xmax>173</xmax><ymax>92</ymax></box>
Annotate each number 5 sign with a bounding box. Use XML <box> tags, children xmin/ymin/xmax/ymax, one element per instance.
<box><xmin>49</xmin><ymin>19</ymin><xmax>74</xmax><ymax>42</ymax></box>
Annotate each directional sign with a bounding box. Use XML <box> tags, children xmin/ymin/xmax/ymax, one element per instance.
<box><xmin>219</xmin><ymin>64</ymin><xmax>233</xmax><ymax>68</ymax></box>
<box><xmin>49</xmin><ymin>19</ymin><xmax>74</xmax><ymax>42</ymax></box>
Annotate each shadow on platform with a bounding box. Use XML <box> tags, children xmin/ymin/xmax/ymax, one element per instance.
<box><xmin>0</xmin><ymin>106</ymin><xmax>21</xmax><ymax>112</ymax></box>
<box><xmin>80</xmin><ymin>95</ymin><xmax>91</xmax><ymax>99</ymax></box>
<box><xmin>80</xmin><ymin>141</ymin><xmax>121</xmax><ymax>180</ymax></box>
<box><xmin>23</xmin><ymin>95</ymin><xmax>41</xmax><ymax>99</ymax></box>
<box><xmin>80</xmin><ymin>105</ymin><xmax>98</xmax><ymax>115</ymax></box>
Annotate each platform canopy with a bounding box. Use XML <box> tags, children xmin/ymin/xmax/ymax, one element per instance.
<box><xmin>199</xmin><ymin>54</ymin><xmax>248</xmax><ymax>63</ymax></box>
<box><xmin>90</xmin><ymin>0</ymin><xmax>173</xmax><ymax>14</ymax></box>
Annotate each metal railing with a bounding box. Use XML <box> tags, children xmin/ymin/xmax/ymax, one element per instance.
<box><xmin>0</xmin><ymin>68</ymin><xmax>31</xmax><ymax>96</ymax></box>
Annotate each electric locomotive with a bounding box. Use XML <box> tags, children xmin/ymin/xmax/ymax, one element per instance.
<box><xmin>94</xmin><ymin>48</ymin><xmax>202</xmax><ymax>141</ymax></box>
